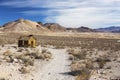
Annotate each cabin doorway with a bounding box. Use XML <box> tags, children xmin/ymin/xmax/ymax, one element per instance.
<box><xmin>31</xmin><ymin>41</ymin><xmax>34</xmax><ymax>47</ymax></box>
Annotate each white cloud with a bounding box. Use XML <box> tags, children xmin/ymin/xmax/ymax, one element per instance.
<box><xmin>45</xmin><ymin>7</ymin><xmax>120</xmax><ymax>28</ymax></box>
<box><xmin>1</xmin><ymin>0</ymin><xmax>120</xmax><ymax>28</ymax></box>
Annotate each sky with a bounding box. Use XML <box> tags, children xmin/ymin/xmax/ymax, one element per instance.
<box><xmin>0</xmin><ymin>0</ymin><xmax>120</xmax><ymax>28</ymax></box>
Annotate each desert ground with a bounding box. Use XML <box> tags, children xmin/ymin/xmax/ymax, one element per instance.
<box><xmin>0</xmin><ymin>32</ymin><xmax>119</xmax><ymax>80</ymax></box>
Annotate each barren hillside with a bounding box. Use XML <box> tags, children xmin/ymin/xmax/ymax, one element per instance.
<box><xmin>1</xmin><ymin>18</ymin><xmax>50</xmax><ymax>33</ymax></box>
<box><xmin>44</xmin><ymin>23</ymin><xmax>66</xmax><ymax>32</ymax></box>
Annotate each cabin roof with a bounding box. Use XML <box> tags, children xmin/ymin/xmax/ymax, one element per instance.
<box><xmin>19</xmin><ymin>36</ymin><xmax>29</xmax><ymax>40</ymax></box>
<box><xmin>19</xmin><ymin>35</ymin><xmax>36</xmax><ymax>40</ymax></box>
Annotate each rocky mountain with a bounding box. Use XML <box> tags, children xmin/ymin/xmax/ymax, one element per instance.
<box><xmin>1</xmin><ymin>18</ymin><xmax>50</xmax><ymax>33</ymax></box>
<box><xmin>44</xmin><ymin>23</ymin><xmax>66</xmax><ymax>32</ymax></box>
<box><xmin>66</xmin><ymin>26</ymin><xmax>96</xmax><ymax>32</ymax></box>
<box><xmin>76</xmin><ymin>26</ymin><xmax>96</xmax><ymax>32</ymax></box>
<box><xmin>96</xmin><ymin>26</ymin><xmax>120</xmax><ymax>33</ymax></box>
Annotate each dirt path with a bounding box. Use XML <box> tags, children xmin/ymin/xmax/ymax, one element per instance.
<box><xmin>32</xmin><ymin>48</ymin><xmax>75</xmax><ymax>80</ymax></box>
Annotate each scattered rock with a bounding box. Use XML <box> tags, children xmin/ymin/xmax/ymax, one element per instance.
<box><xmin>19</xmin><ymin>66</ymin><xmax>30</xmax><ymax>74</ymax></box>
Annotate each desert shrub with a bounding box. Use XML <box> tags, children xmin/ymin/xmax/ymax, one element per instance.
<box><xmin>96</xmin><ymin>56</ymin><xmax>111</xmax><ymax>69</ymax></box>
<box><xmin>96</xmin><ymin>58</ymin><xmax>106</xmax><ymax>69</ymax></box>
<box><xmin>30</xmin><ymin>49</ymin><xmax>52</xmax><ymax>60</ymax></box>
<box><xmin>30</xmin><ymin>51</ymin><xmax>43</xmax><ymax>59</ymax></box>
<box><xmin>16</xmin><ymin>54</ymin><xmax>34</xmax><ymax>66</ymax></box>
<box><xmin>71</xmin><ymin>60</ymin><xmax>93</xmax><ymax>70</ymax></box>
<box><xmin>3</xmin><ymin>50</ymin><xmax>13</xmax><ymax>56</ymax></box>
<box><xmin>74</xmin><ymin>52</ymin><xmax>87</xmax><ymax>60</ymax></box>
<box><xmin>3</xmin><ymin>50</ymin><xmax>15</xmax><ymax>63</ymax></box>
<box><xmin>70</xmin><ymin>58</ymin><xmax>93</xmax><ymax>80</ymax></box>
<box><xmin>68</xmin><ymin>49</ymin><xmax>87</xmax><ymax>60</ymax></box>
<box><xmin>76</xmin><ymin>68</ymin><xmax>91</xmax><ymax>80</ymax></box>
<box><xmin>67</xmin><ymin>48</ymin><xmax>75</xmax><ymax>55</ymax></box>
<box><xmin>3</xmin><ymin>56</ymin><xmax>14</xmax><ymax>63</ymax></box>
<box><xmin>43</xmin><ymin>51</ymin><xmax>52</xmax><ymax>60</ymax></box>
<box><xmin>24</xmin><ymin>57</ymin><xmax>34</xmax><ymax>66</ymax></box>
<box><xmin>71</xmin><ymin>61</ymin><xmax>86</xmax><ymax>71</ymax></box>
<box><xmin>85</xmin><ymin>60</ymin><xmax>94</xmax><ymax>70</ymax></box>
<box><xmin>70</xmin><ymin>61</ymin><xmax>91</xmax><ymax>80</ymax></box>
<box><xmin>42</xmin><ymin>49</ymin><xmax>47</xmax><ymax>53</ymax></box>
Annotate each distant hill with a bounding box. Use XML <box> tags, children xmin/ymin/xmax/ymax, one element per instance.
<box><xmin>44</xmin><ymin>23</ymin><xmax>66</xmax><ymax>32</ymax></box>
<box><xmin>76</xmin><ymin>26</ymin><xmax>96</xmax><ymax>32</ymax></box>
<box><xmin>1</xmin><ymin>18</ymin><xmax>50</xmax><ymax>33</ymax></box>
<box><xmin>96</xmin><ymin>26</ymin><xmax>120</xmax><ymax>33</ymax></box>
<box><xmin>66</xmin><ymin>26</ymin><xmax>96</xmax><ymax>32</ymax></box>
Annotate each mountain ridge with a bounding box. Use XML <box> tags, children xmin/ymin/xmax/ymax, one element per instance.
<box><xmin>95</xmin><ymin>26</ymin><xmax>120</xmax><ymax>33</ymax></box>
<box><xmin>0</xmin><ymin>18</ymin><xmax>120</xmax><ymax>33</ymax></box>
<box><xmin>43</xmin><ymin>23</ymin><xmax>66</xmax><ymax>32</ymax></box>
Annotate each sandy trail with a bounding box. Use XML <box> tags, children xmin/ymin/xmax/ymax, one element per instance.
<box><xmin>32</xmin><ymin>48</ymin><xmax>75</xmax><ymax>80</ymax></box>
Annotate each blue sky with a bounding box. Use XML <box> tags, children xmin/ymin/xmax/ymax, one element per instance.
<box><xmin>0</xmin><ymin>0</ymin><xmax>120</xmax><ymax>28</ymax></box>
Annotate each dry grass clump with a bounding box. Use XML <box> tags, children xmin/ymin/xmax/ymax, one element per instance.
<box><xmin>70</xmin><ymin>60</ymin><xmax>92</xmax><ymax>80</ymax></box>
<box><xmin>76</xmin><ymin>68</ymin><xmax>91</xmax><ymax>80</ymax></box>
<box><xmin>3</xmin><ymin>56</ymin><xmax>14</xmax><ymax>63</ymax></box>
<box><xmin>29</xmin><ymin>49</ymin><xmax>52</xmax><ymax>60</ymax></box>
<box><xmin>95</xmin><ymin>56</ymin><xmax>111</xmax><ymax>69</ymax></box>
<box><xmin>68</xmin><ymin>48</ymin><xmax>87</xmax><ymax>60</ymax></box>
<box><xmin>71</xmin><ymin>59</ymin><xmax>94</xmax><ymax>71</ymax></box>
<box><xmin>71</xmin><ymin>61</ymin><xmax>86</xmax><ymax>71</ymax></box>
<box><xmin>16</xmin><ymin>54</ymin><xmax>34</xmax><ymax>66</ymax></box>
<box><xmin>67</xmin><ymin>48</ymin><xmax>75</xmax><ymax>55</ymax></box>
<box><xmin>43</xmin><ymin>51</ymin><xmax>52</xmax><ymax>60</ymax></box>
<box><xmin>3</xmin><ymin>50</ymin><xmax>13</xmax><ymax>56</ymax></box>
<box><xmin>3</xmin><ymin>50</ymin><xmax>15</xmax><ymax>62</ymax></box>
<box><xmin>68</xmin><ymin>48</ymin><xmax>93</xmax><ymax>80</ymax></box>
<box><xmin>29</xmin><ymin>50</ymin><xmax>44</xmax><ymax>59</ymax></box>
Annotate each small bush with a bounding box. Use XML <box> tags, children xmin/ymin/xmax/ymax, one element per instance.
<box><xmin>42</xmin><ymin>49</ymin><xmax>47</xmax><ymax>53</ymax></box>
<box><xmin>42</xmin><ymin>51</ymin><xmax>52</xmax><ymax>60</ymax></box>
<box><xmin>96</xmin><ymin>56</ymin><xmax>110</xmax><ymax>69</ymax></box>
<box><xmin>16</xmin><ymin>54</ymin><xmax>34</xmax><ymax>66</ymax></box>
<box><xmin>97</xmin><ymin>59</ymin><xmax>106</xmax><ymax>69</ymax></box>
<box><xmin>67</xmin><ymin>48</ymin><xmax>75</xmax><ymax>54</ymax></box>
<box><xmin>30</xmin><ymin>51</ymin><xmax>43</xmax><ymax>59</ymax></box>
<box><xmin>76</xmin><ymin>68</ymin><xmax>91</xmax><ymax>80</ymax></box>
<box><xmin>68</xmin><ymin>49</ymin><xmax>87</xmax><ymax>60</ymax></box>
<box><xmin>70</xmin><ymin>59</ymin><xmax>93</xmax><ymax>80</ymax></box>
<box><xmin>3</xmin><ymin>50</ymin><xmax>13</xmax><ymax>56</ymax></box>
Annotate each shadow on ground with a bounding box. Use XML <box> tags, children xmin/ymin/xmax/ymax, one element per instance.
<box><xmin>59</xmin><ymin>70</ymin><xmax>81</xmax><ymax>76</ymax></box>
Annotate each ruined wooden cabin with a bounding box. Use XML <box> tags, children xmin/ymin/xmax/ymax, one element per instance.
<box><xmin>18</xmin><ymin>35</ymin><xmax>36</xmax><ymax>48</ymax></box>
